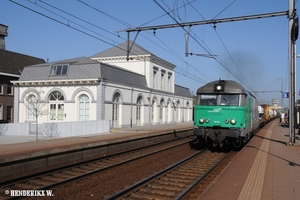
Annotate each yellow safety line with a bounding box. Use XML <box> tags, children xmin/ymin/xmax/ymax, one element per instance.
<box><xmin>237</xmin><ymin>122</ymin><xmax>274</xmax><ymax>200</ymax></box>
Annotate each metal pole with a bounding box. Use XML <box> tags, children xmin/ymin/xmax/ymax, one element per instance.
<box><xmin>130</xmin><ymin>85</ymin><xmax>133</xmax><ymax>127</ymax></box>
<box><xmin>288</xmin><ymin>0</ymin><xmax>296</xmax><ymax>145</ymax></box>
<box><xmin>281</xmin><ymin>78</ymin><xmax>283</xmax><ymax>109</ymax></box>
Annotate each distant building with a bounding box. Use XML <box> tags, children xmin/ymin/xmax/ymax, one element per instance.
<box><xmin>0</xmin><ymin>23</ymin><xmax>45</xmax><ymax>122</ymax></box>
<box><xmin>0</xmin><ymin>23</ymin><xmax>8</xmax><ymax>50</ymax></box>
<box><xmin>12</xmin><ymin>42</ymin><xmax>192</xmax><ymax>128</ymax></box>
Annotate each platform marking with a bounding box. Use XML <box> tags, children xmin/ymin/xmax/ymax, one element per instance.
<box><xmin>237</xmin><ymin>122</ymin><xmax>274</xmax><ymax>200</ymax></box>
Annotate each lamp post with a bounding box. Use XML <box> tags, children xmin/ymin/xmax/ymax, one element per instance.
<box><xmin>296</xmin><ymin>54</ymin><xmax>300</xmax><ymax>99</ymax></box>
<box><xmin>288</xmin><ymin>0</ymin><xmax>297</xmax><ymax>145</ymax></box>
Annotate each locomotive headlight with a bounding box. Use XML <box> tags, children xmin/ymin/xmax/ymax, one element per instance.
<box><xmin>225</xmin><ymin>119</ymin><xmax>229</xmax><ymax>124</ymax></box>
<box><xmin>199</xmin><ymin>118</ymin><xmax>204</xmax><ymax>124</ymax></box>
<box><xmin>205</xmin><ymin>118</ymin><xmax>210</xmax><ymax>123</ymax></box>
<box><xmin>230</xmin><ymin>119</ymin><xmax>236</xmax><ymax>125</ymax></box>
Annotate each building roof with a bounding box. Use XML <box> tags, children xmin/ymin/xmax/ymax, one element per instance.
<box><xmin>175</xmin><ymin>84</ymin><xmax>191</xmax><ymax>98</ymax></box>
<box><xmin>90</xmin><ymin>41</ymin><xmax>176</xmax><ymax>70</ymax></box>
<box><xmin>101</xmin><ymin>63</ymin><xmax>148</xmax><ymax>88</ymax></box>
<box><xmin>91</xmin><ymin>41</ymin><xmax>152</xmax><ymax>58</ymax></box>
<box><xmin>17</xmin><ymin>56</ymin><xmax>148</xmax><ymax>89</ymax></box>
<box><xmin>0</xmin><ymin>49</ymin><xmax>45</xmax><ymax>76</ymax></box>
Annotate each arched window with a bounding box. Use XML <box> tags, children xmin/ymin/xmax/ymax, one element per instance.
<box><xmin>152</xmin><ymin>99</ymin><xmax>157</xmax><ymax>123</ymax></box>
<box><xmin>167</xmin><ymin>101</ymin><xmax>171</xmax><ymax>123</ymax></box>
<box><xmin>27</xmin><ymin>95</ymin><xmax>37</xmax><ymax>120</ymax></box>
<box><xmin>177</xmin><ymin>101</ymin><xmax>181</xmax><ymax>122</ymax></box>
<box><xmin>159</xmin><ymin>99</ymin><xmax>164</xmax><ymax>123</ymax></box>
<box><xmin>136</xmin><ymin>96</ymin><xmax>143</xmax><ymax>125</ymax></box>
<box><xmin>49</xmin><ymin>91</ymin><xmax>64</xmax><ymax>120</ymax></box>
<box><xmin>186</xmin><ymin>102</ymin><xmax>190</xmax><ymax>121</ymax></box>
<box><xmin>49</xmin><ymin>91</ymin><xmax>64</xmax><ymax>101</ymax></box>
<box><xmin>78</xmin><ymin>94</ymin><xmax>90</xmax><ymax>121</ymax></box>
<box><xmin>112</xmin><ymin>92</ymin><xmax>120</xmax><ymax>127</ymax></box>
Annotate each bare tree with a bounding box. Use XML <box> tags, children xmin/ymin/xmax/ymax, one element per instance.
<box><xmin>25</xmin><ymin>89</ymin><xmax>48</xmax><ymax>141</ymax></box>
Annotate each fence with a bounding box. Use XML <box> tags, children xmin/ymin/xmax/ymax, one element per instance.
<box><xmin>0</xmin><ymin>120</ymin><xmax>110</xmax><ymax>137</ymax></box>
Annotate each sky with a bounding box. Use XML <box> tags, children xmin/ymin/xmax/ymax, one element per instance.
<box><xmin>1</xmin><ymin>0</ymin><xmax>299</xmax><ymax>107</ymax></box>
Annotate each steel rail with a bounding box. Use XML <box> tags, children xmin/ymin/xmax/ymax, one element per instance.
<box><xmin>104</xmin><ymin>149</ymin><xmax>208</xmax><ymax>200</ymax></box>
<box><xmin>174</xmin><ymin>151</ymin><xmax>233</xmax><ymax>200</ymax></box>
<box><xmin>0</xmin><ymin>138</ymin><xmax>193</xmax><ymax>194</ymax></box>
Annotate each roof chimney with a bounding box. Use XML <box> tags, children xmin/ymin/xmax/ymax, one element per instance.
<box><xmin>0</xmin><ymin>23</ymin><xmax>8</xmax><ymax>50</ymax></box>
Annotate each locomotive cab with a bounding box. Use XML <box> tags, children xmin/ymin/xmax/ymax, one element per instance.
<box><xmin>193</xmin><ymin>80</ymin><xmax>259</xmax><ymax>148</ymax></box>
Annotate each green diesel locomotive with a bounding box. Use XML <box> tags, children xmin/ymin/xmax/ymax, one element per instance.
<box><xmin>193</xmin><ymin>79</ymin><xmax>260</xmax><ymax>148</ymax></box>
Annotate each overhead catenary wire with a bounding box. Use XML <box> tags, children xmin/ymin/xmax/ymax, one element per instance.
<box><xmin>39</xmin><ymin>0</ymin><xmax>120</xmax><ymax>38</ymax></box>
<box><xmin>11</xmin><ymin>0</ymin><xmax>211</xmax><ymax>84</ymax></box>
<box><xmin>26</xmin><ymin>0</ymin><xmax>117</xmax><ymax>43</ymax></box>
<box><xmin>153</xmin><ymin>0</ymin><xmax>254</xmax><ymax>90</ymax></box>
<box><xmin>9</xmin><ymin>0</ymin><xmax>288</xmax><ymax>102</ymax></box>
<box><xmin>10</xmin><ymin>0</ymin><xmax>116</xmax><ymax>47</ymax></box>
<box><xmin>78</xmin><ymin>0</ymin><xmax>213</xmax><ymax>84</ymax></box>
<box><xmin>185</xmin><ymin>0</ymin><xmax>254</xmax><ymax>91</ymax></box>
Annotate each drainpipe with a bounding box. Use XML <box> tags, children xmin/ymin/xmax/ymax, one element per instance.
<box><xmin>149</xmin><ymin>90</ymin><xmax>152</xmax><ymax>125</ymax></box>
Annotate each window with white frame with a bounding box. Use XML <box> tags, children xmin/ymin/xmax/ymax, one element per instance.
<box><xmin>27</xmin><ymin>95</ymin><xmax>37</xmax><ymax>120</ymax></box>
<box><xmin>113</xmin><ymin>92</ymin><xmax>120</xmax><ymax>122</ymax></box>
<box><xmin>161</xmin><ymin>70</ymin><xmax>165</xmax><ymax>91</ymax></box>
<box><xmin>136</xmin><ymin>96</ymin><xmax>142</xmax><ymax>121</ymax></box>
<box><xmin>78</xmin><ymin>94</ymin><xmax>90</xmax><ymax>121</ymax></box>
<box><xmin>152</xmin><ymin>99</ymin><xmax>156</xmax><ymax>120</ymax></box>
<box><xmin>50</xmin><ymin>64</ymin><xmax>69</xmax><ymax>76</ymax></box>
<box><xmin>0</xmin><ymin>104</ymin><xmax>3</xmax><ymax>120</ymax></box>
<box><xmin>49</xmin><ymin>91</ymin><xmax>64</xmax><ymax>120</ymax></box>
<box><xmin>153</xmin><ymin>67</ymin><xmax>158</xmax><ymax>89</ymax></box>
<box><xmin>7</xmin><ymin>85</ymin><xmax>13</xmax><ymax>95</ymax></box>
<box><xmin>159</xmin><ymin>99</ymin><xmax>164</xmax><ymax>120</ymax></box>
<box><xmin>168</xmin><ymin>73</ymin><xmax>172</xmax><ymax>92</ymax></box>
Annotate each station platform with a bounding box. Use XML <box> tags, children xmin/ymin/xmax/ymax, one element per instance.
<box><xmin>0</xmin><ymin>122</ymin><xmax>193</xmax><ymax>145</ymax></box>
<box><xmin>2</xmin><ymin>120</ymin><xmax>299</xmax><ymax>199</ymax></box>
<box><xmin>197</xmin><ymin>120</ymin><xmax>300</xmax><ymax>200</ymax></box>
<box><xmin>0</xmin><ymin>122</ymin><xmax>193</xmax><ymax>178</ymax></box>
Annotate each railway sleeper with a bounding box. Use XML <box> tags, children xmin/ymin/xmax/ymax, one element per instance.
<box><xmin>170</xmin><ymin>172</ymin><xmax>199</xmax><ymax>179</ymax></box>
<box><xmin>27</xmin><ymin>179</ymin><xmax>49</xmax><ymax>187</ymax></box>
<box><xmin>156</xmin><ymin>180</ymin><xmax>187</xmax><ymax>188</ymax></box>
<box><xmin>42</xmin><ymin>176</ymin><xmax>63</xmax><ymax>182</ymax></box>
<box><xmin>139</xmin><ymin>187</ymin><xmax>176</xmax><ymax>197</ymax></box>
<box><xmin>160</xmin><ymin>176</ymin><xmax>191</xmax><ymax>184</ymax></box>
<box><xmin>165</xmin><ymin>173</ymin><xmax>195</xmax><ymax>181</ymax></box>
<box><xmin>148</xmin><ymin>183</ymin><xmax>184</xmax><ymax>192</ymax></box>
<box><xmin>13</xmin><ymin>183</ymin><xmax>41</xmax><ymax>190</ymax></box>
<box><xmin>176</xmin><ymin>168</ymin><xmax>203</xmax><ymax>174</ymax></box>
<box><xmin>129</xmin><ymin>191</ymin><xmax>171</xmax><ymax>200</ymax></box>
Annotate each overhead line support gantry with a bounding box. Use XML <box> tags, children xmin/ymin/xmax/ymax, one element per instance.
<box><xmin>116</xmin><ymin>11</ymin><xmax>289</xmax><ymax>60</ymax></box>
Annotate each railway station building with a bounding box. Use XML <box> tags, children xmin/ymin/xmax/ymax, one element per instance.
<box><xmin>12</xmin><ymin>42</ymin><xmax>193</xmax><ymax>129</ymax></box>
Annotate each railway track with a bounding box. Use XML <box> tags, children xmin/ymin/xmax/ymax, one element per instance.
<box><xmin>105</xmin><ymin>149</ymin><xmax>235</xmax><ymax>200</ymax></box>
<box><xmin>0</xmin><ymin>137</ymin><xmax>194</xmax><ymax>199</ymax></box>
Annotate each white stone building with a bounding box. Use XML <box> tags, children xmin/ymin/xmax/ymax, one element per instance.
<box><xmin>12</xmin><ymin>42</ymin><xmax>193</xmax><ymax>128</ymax></box>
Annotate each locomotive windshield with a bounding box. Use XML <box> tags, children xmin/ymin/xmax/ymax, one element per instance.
<box><xmin>198</xmin><ymin>94</ymin><xmax>217</xmax><ymax>105</ymax></box>
<box><xmin>198</xmin><ymin>94</ymin><xmax>239</xmax><ymax>106</ymax></box>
